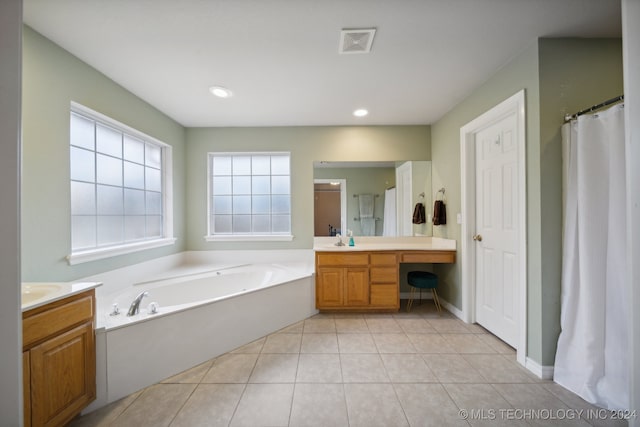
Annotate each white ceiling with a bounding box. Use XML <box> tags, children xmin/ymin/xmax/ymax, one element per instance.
<box><xmin>23</xmin><ymin>0</ymin><xmax>621</xmax><ymax>127</ymax></box>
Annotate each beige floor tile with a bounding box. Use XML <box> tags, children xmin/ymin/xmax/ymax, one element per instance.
<box><xmin>289</xmin><ymin>383</ymin><xmax>349</xmax><ymax>427</ymax></box>
<box><xmin>381</xmin><ymin>353</ymin><xmax>437</xmax><ymax>383</ymax></box>
<box><xmin>476</xmin><ymin>333</ymin><xmax>515</xmax><ymax>354</ymax></box>
<box><xmin>161</xmin><ymin>360</ymin><xmax>214</xmax><ymax>384</ymax></box>
<box><xmin>111</xmin><ymin>384</ymin><xmax>196</xmax><ymax>427</ymax></box>
<box><xmin>493</xmin><ymin>383</ymin><xmax>591</xmax><ymax>426</ymax></box>
<box><xmin>275</xmin><ymin>321</ymin><xmax>305</xmax><ymax>334</ymax></box>
<box><xmin>396</xmin><ymin>317</ymin><xmax>438</xmax><ymax>333</ymax></box>
<box><xmin>463</xmin><ymin>354</ymin><xmax>534</xmax><ymax>383</ymax></box>
<box><xmin>406</xmin><ymin>333</ymin><xmax>456</xmax><ymax>353</ymax></box>
<box><xmin>337</xmin><ymin>333</ymin><xmax>378</xmax><ymax>353</ymax></box>
<box><xmin>230</xmin><ymin>337</ymin><xmax>266</xmax><ymax>353</ymax></box>
<box><xmin>229</xmin><ymin>383</ymin><xmax>294</xmax><ymax>427</ymax></box>
<box><xmin>542</xmin><ymin>383</ymin><xmax>629</xmax><ymax>427</ymax></box>
<box><xmin>300</xmin><ymin>333</ymin><xmax>339</xmax><ymax>353</ymax></box>
<box><xmin>296</xmin><ymin>353</ymin><xmax>342</xmax><ymax>383</ymax></box>
<box><xmin>372</xmin><ymin>333</ymin><xmax>417</xmax><ymax>353</ymax></box>
<box><xmin>201</xmin><ymin>353</ymin><xmax>258</xmax><ymax>383</ymax></box>
<box><xmin>261</xmin><ymin>333</ymin><xmax>302</xmax><ymax>353</ymax></box>
<box><xmin>464</xmin><ymin>323</ymin><xmax>489</xmax><ymax>334</ymax></box>
<box><xmin>68</xmin><ymin>390</ymin><xmax>143</xmax><ymax>427</ymax></box>
<box><xmin>335</xmin><ymin>317</ymin><xmax>370</xmax><ymax>333</ymax></box>
<box><xmin>422</xmin><ymin>353</ymin><xmax>486</xmax><ymax>383</ymax></box>
<box><xmin>394</xmin><ymin>383</ymin><xmax>469</xmax><ymax>427</ymax></box>
<box><xmin>344</xmin><ymin>383</ymin><xmax>409</xmax><ymax>427</ymax></box>
<box><xmin>249</xmin><ymin>353</ymin><xmax>299</xmax><ymax>383</ymax></box>
<box><xmin>441</xmin><ymin>333</ymin><xmax>497</xmax><ymax>354</ymax></box>
<box><xmin>365</xmin><ymin>317</ymin><xmax>403</xmax><ymax>333</ymax></box>
<box><xmin>427</xmin><ymin>318</ymin><xmax>473</xmax><ymax>333</ymax></box>
<box><xmin>341</xmin><ymin>354</ymin><xmax>390</xmax><ymax>383</ymax></box>
<box><xmin>303</xmin><ymin>317</ymin><xmax>336</xmax><ymax>333</ymax></box>
<box><xmin>444</xmin><ymin>383</ymin><xmax>527</xmax><ymax>427</ymax></box>
<box><xmin>170</xmin><ymin>384</ymin><xmax>244</xmax><ymax>427</ymax></box>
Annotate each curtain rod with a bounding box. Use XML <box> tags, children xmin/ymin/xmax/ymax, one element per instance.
<box><xmin>564</xmin><ymin>95</ymin><xmax>624</xmax><ymax>122</ymax></box>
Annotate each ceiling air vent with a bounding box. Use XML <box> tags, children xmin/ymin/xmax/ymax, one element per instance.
<box><xmin>339</xmin><ymin>28</ymin><xmax>376</xmax><ymax>54</ymax></box>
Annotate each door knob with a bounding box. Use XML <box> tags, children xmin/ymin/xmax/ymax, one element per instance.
<box><xmin>473</xmin><ymin>234</ymin><xmax>483</xmax><ymax>242</ymax></box>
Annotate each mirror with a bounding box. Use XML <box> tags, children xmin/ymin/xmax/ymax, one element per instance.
<box><xmin>313</xmin><ymin>161</ymin><xmax>432</xmax><ymax>237</ymax></box>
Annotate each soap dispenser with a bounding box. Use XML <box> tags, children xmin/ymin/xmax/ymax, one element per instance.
<box><xmin>348</xmin><ymin>229</ymin><xmax>355</xmax><ymax>246</ymax></box>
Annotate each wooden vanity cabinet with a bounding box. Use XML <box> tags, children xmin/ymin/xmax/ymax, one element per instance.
<box><xmin>369</xmin><ymin>253</ymin><xmax>399</xmax><ymax>308</ymax></box>
<box><xmin>316</xmin><ymin>253</ymin><xmax>370</xmax><ymax>308</ymax></box>
<box><xmin>23</xmin><ymin>290</ymin><xmax>96</xmax><ymax>427</ymax></box>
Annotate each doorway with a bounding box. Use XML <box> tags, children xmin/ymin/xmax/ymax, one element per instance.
<box><xmin>460</xmin><ymin>90</ymin><xmax>527</xmax><ymax>366</ymax></box>
<box><xmin>314</xmin><ymin>179</ymin><xmax>346</xmax><ymax>236</ymax></box>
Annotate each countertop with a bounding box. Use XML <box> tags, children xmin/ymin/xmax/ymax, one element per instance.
<box><xmin>313</xmin><ymin>236</ymin><xmax>456</xmax><ymax>252</ymax></box>
<box><xmin>22</xmin><ymin>281</ymin><xmax>102</xmax><ymax>312</ymax></box>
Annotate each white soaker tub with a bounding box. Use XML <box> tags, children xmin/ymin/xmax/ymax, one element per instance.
<box><xmin>84</xmin><ymin>251</ymin><xmax>316</xmax><ymax>412</ymax></box>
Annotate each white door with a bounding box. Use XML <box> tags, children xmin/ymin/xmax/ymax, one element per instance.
<box><xmin>396</xmin><ymin>162</ymin><xmax>413</xmax><ymax>236</ymax></box>
<box><xmin>474</xmin><ymin>111</ymin><xmax>519</xmax><ymax>347</ymax></box>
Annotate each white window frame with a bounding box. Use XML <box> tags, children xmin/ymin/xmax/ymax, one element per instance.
<box><xmin>206</xmin><ymin>151</ymin><xmax>294</xmax><ymax>242</ymax></box>
<box><xmin>67</xmin><ymin>102</ymin><xmax>175</xmax><ymax>265</ymax></box>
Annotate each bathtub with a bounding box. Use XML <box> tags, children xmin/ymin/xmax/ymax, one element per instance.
<box><xmin>83</xmin><ymin>250</ymin><xmax>317</xmax><ymax>412</ymax></box>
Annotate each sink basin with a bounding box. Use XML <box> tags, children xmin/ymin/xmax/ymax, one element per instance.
<box><xmin>22</xmin><ymin>284</ymin><xmax>62</xmax><ymax>305</ymax></box>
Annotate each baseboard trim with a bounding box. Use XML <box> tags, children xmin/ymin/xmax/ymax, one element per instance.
<box><xmin>525</xmin><ymin>357</ymin><xmax>554</xmax><ymax>380</ymax></box>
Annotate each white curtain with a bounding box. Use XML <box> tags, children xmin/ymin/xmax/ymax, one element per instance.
<box><xmin>382</xmin><ymin>188</ymin><xmax>397</xmax><ymax>236</ymax></box>
<box><xmin>554</xmin><ymin>104</ymin><xmax>628</xmax><ymax>410</ymax></box>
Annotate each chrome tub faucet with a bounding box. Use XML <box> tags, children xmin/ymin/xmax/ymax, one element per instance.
<box><xmin>127</xmin><ymin>291</ymin><xmax>149</xmax><ymax>316</ymax></box>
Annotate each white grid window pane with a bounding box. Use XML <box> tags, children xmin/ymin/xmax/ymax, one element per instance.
<box><xmin>70</xmin><ymin>113</ymin><xmax>95</xmax><ymax>150</ymax></box>
<box><xmin>124</xmin><ymin>216</ymin><xmax>146</xmax><ymax>241</ymax></box>
<box><xmin>209</xmin><ymin>152</ymin><xmax>291</xmax><ymax>237</ymax></box>
<box><xmin>96</xmin><ymin>154</ymin><xmax>123</xmax><ymax>186</ymax></box>
<box><xmin>70</xmin><ymin>147</ymin><xmax>95</xmax><ymax>182</ymax></box>
<box><xmin>71</xmin><ymin>216</ymin><xmax>96</xmax><ymax>249</ymax></box>
<box><xmin>124</xmin><ymin>135</ymin><xmax>145</xmax><ymax>164</ymax></box>
<box><xmin>124</xmin><ymin>161</ymin><xmax>145</xmax><ymax>189</ymax></box>
<box><xmin>145</xmin><ymin>143</ymin><xmax>162</xmax><ymax>168</ymax></box>
<box><xmin>70</xmin><ymin>108</ymin><xmax>166</xmax><ymax>253</ymax></box>
<box><xmin>97</xmin><ymin>185</ymin><xmax>124</xmax><ymax>215</ymax></box>
<box><xmin>71</xmin><ymin>182</ymin><xmax>96</xmax><ymax>215</ymax></box>
<box><xmin>97</xmin><ymin>216</ymin><xmax>124</xmax><ymax>245</ymax></box>
<box><xmin>96</xmin><ymin>124</ymin><xmax>122</xmax><ymax>158</ymax></box>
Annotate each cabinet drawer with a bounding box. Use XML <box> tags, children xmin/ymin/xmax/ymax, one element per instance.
<box><xmin>23</xmin><ymin>293</ymin><xmax>94</xmax><ymax>348</ymax></box>
<box><xmin>370</xmin><ymin>253</ymin><xmax>397</xmax><ymax>266</ymax></box>
<box><xmin>316</xmin><ymin>253</ymin><xmax>369</xmax><ymax>267</ymax></box>
<box><xmin>370</xmin><ymin>267</ymin><xmax>398</xmax><ymax>284</ymax></box>
<box><xmin>370</xmin><ymin>284</ymin><xmax>398</xmax><ymax>307</ymax></box>
<box><xmin>401</xmin><ymin>251</ymin><xmax>456</xmax><ymax>264</ymax></box>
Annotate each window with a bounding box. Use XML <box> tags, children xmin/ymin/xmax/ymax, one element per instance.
<box><xmin>68</xmin><ymin>103</ymin><xmax>174</xmax><ymax>264</ymax></box>
<box><xmin>207</xmin><ymin>152</ymin><xmax>292</xmax><ymax>241</ymax></box>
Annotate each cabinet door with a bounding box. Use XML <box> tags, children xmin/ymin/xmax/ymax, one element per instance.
<box><xmin>317</xmin><ymin>267</ymin><xmax>344</xmax><ymax>307</ymax></box>
<box><xmin>30</xmin><ymin>322</ymin><xmax>95</xmax><ymax>427</ymax></box>
<box><xmin>345</xmin><ymin>268</ymin><xmax>369</xmax><ymax>306</ymax></box>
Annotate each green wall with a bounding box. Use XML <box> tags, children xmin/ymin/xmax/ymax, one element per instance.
<box><xmin>185</xmin><ymin>126</ymin><xmax>430</xmax><ymax>250</ymax></box>
<box><xmin>21</xmin><ymin>26</ymin><xmax>187</xmax><ymax>281</ymax></box>
<box><xmin>430</xmin><ymin>38</ymin><xmax>622</xmax><ymax>366</ymax></box>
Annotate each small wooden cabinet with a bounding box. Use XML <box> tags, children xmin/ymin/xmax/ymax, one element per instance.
<box><xmin>315</xmin><ymin>249</ymin><xmax>456</xmax><ymax>312</ymax></box>
<box><xmin>23</xmin><ymin>290</ymin><xmax>96</xmax><ymax>427</ymax></box>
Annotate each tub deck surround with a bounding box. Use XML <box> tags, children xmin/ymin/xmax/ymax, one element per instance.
<box><xmin>313</xmin><ymin>237</ymin><xmax>456</xmax><ymax>311</ymax></box>
<box><xmin>21</xmin><ymin>281</ymin><xmax>102</xmax><ymax>312</ymax></box>
<box><xmin>72</xmin><ymin>249</ymin><xmax>317</xmax><ymax>414</ymax></box>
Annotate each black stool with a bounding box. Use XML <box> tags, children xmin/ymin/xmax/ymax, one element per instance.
<box><xmin>407</xmin><ymin>271</ymin><xmax>441</xmax><ymax>313</ymax></box>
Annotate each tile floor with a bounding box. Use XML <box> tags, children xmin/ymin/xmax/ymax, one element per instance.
<box><xmin>69</xmin><ymin>303</ymin><xmax>628</xmax><ymax>427</ymax></box>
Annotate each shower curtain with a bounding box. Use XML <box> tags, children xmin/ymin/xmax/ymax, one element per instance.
<box><xmin>382</xmin><ymin>188</ymin><xmax>397</xmax><ymax>236</ymax></box>
<box><xmin>554</xmin><ymin>104</ymin><xmax>628</xmax><ymax>410</ymax></box>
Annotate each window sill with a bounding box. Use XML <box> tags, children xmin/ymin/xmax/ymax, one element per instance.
<box><xmin>204</xmin><ymin>235</ymin><xmax>294</xmax><ymax>242</ymax></box>
<box><xmin>67</xmin><ymin>238</ymin><xmax>177</xmax><ymax>265</ymax></box>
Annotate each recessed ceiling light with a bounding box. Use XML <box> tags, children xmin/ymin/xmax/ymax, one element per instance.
<box><xmin>353</xmin><ymin>109</ymin><xmax>369</xmax><ymax>117</ymax></box>
<box><xmin>209</xmin><ymin>86</ymin><xmax>233</xmax><ymax>98</ymax></box>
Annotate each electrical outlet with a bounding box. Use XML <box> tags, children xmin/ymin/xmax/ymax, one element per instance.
<box><xmin>457</xmin><ymin>213</ymin><xmax>462</xmax><ymax>224</ymax></box>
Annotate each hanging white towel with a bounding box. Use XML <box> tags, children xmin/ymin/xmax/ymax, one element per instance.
<box><xmin>358</xmin><ymin>194</ymin><xmax>375</xmax><ymax>236</ymax></box>
<box><xmin>382</xmin><ymin>188</ymin><xmax>397</xmax><ymax>236</ymax></box>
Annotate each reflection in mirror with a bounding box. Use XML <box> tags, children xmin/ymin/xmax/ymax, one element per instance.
<box><xmin>313</xmin><ymin>161</ymin><xmax>432</xmax><ymax>237</ymax></box>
